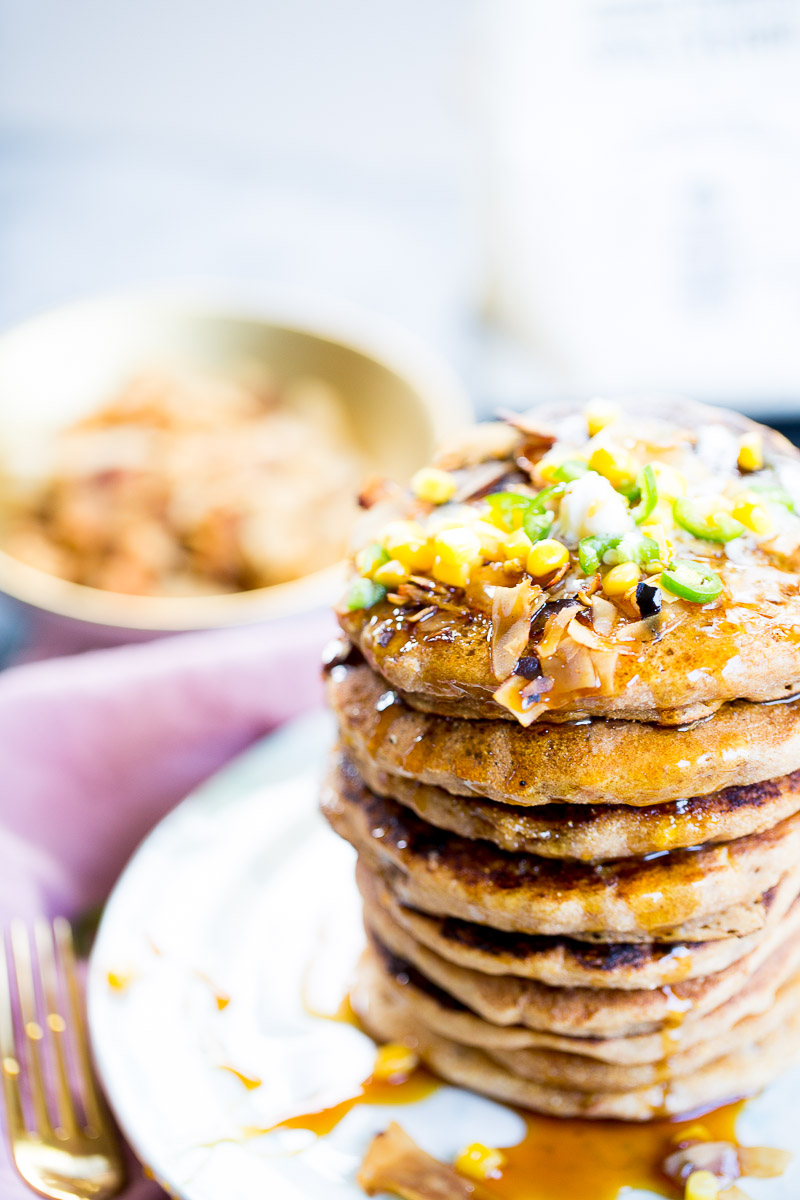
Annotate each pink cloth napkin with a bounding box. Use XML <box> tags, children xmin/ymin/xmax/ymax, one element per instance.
<box><xmin>0</xmin><ymin>612</ymin><xmax>336</xmax><ymax>1198</ymax></box>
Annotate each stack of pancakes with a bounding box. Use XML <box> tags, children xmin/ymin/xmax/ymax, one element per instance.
<box><xmin>321</xmin><ymin>401</ymin><xmax>800</xmax><ymax>1120</ymax></box>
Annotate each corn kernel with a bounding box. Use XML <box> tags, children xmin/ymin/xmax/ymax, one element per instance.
<box><xmin>502</xmin><ymin>528</ymin><xmax>534</xmax><ymax>561</ymax></box>
<box><xmin>640</xmin><ymin>522</ymin><xmax>671</xmax><ymax>563</ymax></box>
<box><xmin>650</xmin><ymin>462</ymin><xmax>686</xmax><ymax>500</ymax></box>
<box><xmin>537</xmin><ymin>450</ymin><xmax>588</xmax><ymax>484</ymax></box>
<box><xmin>411</xmin><ymin>466</ymin><xmax>457</xmax><ymax>505</ymax></box>
<box><xmin>535</xmin><ymin>452</ymin><xmax>563</xmax><ymax>484</ymax></box>
<box><xmin>603</xmin><ymin>562</ymin><xmax>641</xmax><ymax>595</ymax></box>
<box><xmin>371</xmin><ymin>1042</ymin><xmax>419</xmax><ymax>1083</ymax></box>
<box><xmin>107</xmin><ymin>970</ymin><xmax>133</xmax><ymax>992</ymax></box>
<box><xmin>672</xmin><ymin>1124</ymin><xmax>711</xmax><ymax>1146</ymax></box>
<box><xmin>355</xmin><ymin>542</ymin><xmax>390</xmax><ymax>577</ymax></box>
<box><xmin>373</xmin><ymin>558</ymin><xmax>411</xmax><ymax>588</ymax></box>
<box><xmin>649</xmin><ymin>500</ymin><xmax>677</xmax><ymax>531</ymax></box>
<box><xmin>433</xmin><ymin>526</ymin><xmax>482</xmax><ymax>567</ymax></box>
<box><xmin>685</xmin><ymin>1170</ymin><xmax>719</xmax><ymax>1200</ymax></box>
<box><xmin>526</xmin><ymin>538</ymin><xmax>569</xmax><ymax>579</ymax></box>
<box><xmin>382</xmin><ymin>520</ymin><xmax>435</xmax><ymax>571</ymax></box>
<box><xmin>432</xmin><ymin>558</ymin><xmax>471</xmax><ymax>588</ymax></box>
<box><xmin>427</xmin><ymin>512</ymin><xmax>475</xmax><ymax>533</ymax></box>
<box><xmin>473</xmin><ymin>520</ymin><xmax>506</xmax><ymax>559</ymax></box>
<box><xmin>455</xmin><ymin>1143</ymin><xmax>507</xmax><ymax>1182</ymax></box>
<box><xmin>731</xmin><ymin>499</ymin><xmax>773</xmax><ymax>536</ymax></box>
<box><xmin>589</xmin><ymin>444</ymin><xmax>636</xmax><ymax>490</ymax></box>
<box><xmin>586</xmin><ymin>399</ymin><xmax>620</xmax><ymax>437</ymax></box>
<box><xmin>738</xmin><ymin>433</ymin><xmax>763</xmax><ymax>473</ymax></box>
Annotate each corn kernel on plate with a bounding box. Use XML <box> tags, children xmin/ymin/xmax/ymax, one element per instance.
<box><xmin>87</xmin><ymin>712</ymin><xmax>800</xmax><ymax>1200</ymax></box>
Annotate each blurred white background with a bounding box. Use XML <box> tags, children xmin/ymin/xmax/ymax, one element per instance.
<box><xmin>0</xmin><ymin>0</ymin><xmax>476</xmax><ymax>370</ymax></box>
<box><xmin>2</xmin><ymin>0</ymin><xmax>800</xmax><ymax>420</ymax></box>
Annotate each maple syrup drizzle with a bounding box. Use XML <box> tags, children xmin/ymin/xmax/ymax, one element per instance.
<box><xmin>659</xmin><ymin>985</ymin><xmax>694</xmax><ymax>1060</ymax></box>
<box><xmin>194</xmin><ymin>970</ymin><xmax>230</xmax><ymax>1012</ymax></box>
<box><xmin>479</xmin><ymin>1102</ymin><xmax>745</xmax><ymax>1200</ymax></box>
<box><xmin>219</xmin><ymin>1065</ymin><xmax>262</xmax><ymax>1090</ymax></box>
<box><xmin>275</xmin><ymin>989</ymin><xmax>746</xmax><ymax>1199</ymax></box>
<box><xmin>264</xmin><ymin>1075</ymin><xmax>744</xmax><ymax>1200</ymax></box>
<box><xmin>301</xmin><ymin>970</ymin><xmax>361</xmax><ymax>1026</ymax></box>
<box><xmin>277</xmin><ymin>977</ymin><xmax>754</xmax><ymax>1200</ymax></box>
<box><xmin>261</xmin><ymin>1067</ymin><xmax>440</xmax><ymax>1138</ymax></box>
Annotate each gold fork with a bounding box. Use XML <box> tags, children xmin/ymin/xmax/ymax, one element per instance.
<box><xmin>0</xmin><ymin>918</ymin><xmax>126</xmax><ymax>1200</ymax></box>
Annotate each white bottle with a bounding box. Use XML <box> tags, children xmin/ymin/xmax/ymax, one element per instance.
<box><xmin>472</xmin><ymin>0</ymin><xmax>800</xmax><ymax>415</ymax></box>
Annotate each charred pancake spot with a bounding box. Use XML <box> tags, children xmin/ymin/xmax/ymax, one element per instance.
<box><xmin>337</xmin><ymin>757</ymin><xmax>735</xmax><ymax>894</ymax></box>
<box><xmin>416</xmin><ymin>911</ymin><xmax>700</xmax><ymax>972</ymax></box>
<box><xmin>369</xmin><ymin>932</ymin><xmax>468</xmax><ymax>1011</ymax></box>
<box><xmin>711</xmin><ymin>774</ymin><xmax>789</xmax><ymax>811</ymax></box>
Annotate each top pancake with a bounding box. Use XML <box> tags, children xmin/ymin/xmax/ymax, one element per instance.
<box><xmin>339</xmin><ymin>399</ymin><xmax>800</xmax><ymax>725</ymax></box>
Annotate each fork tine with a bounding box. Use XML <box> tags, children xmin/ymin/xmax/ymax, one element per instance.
<box><xmin>53</xmin><ymin>918</ymin><xmax>105</xmax><ymax>1134</ymax></box>
<box><xmin>9</xmin><ymin>921</ymin><xmax>54</xmax><ymax>1138</ymax></box>
<box><xmin>33</xmin><ymin>920</ymin><xmax>78</xmax><ymax>1138</ymax></box>
<box><xmin>0</xmin><ymin>936</ymin><xmax>26</xmax><ymax>1141</ymax></box>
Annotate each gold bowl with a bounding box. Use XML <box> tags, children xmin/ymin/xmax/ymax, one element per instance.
<box><xmin>0</xmin><ymin>290</ymin><xmax>471</xmax><ymax>637</ymax></box>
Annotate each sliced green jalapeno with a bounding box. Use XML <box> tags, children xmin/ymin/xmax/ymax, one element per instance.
<box><xmin>346</xmin><ymin>578</ymin><xmax>388</xmax><ymax>610</ymax></box>
<box><xmin>552</xmin><ymin>459</ymin><xmax>589</xmax><ymax>483</ymax></box>
<box><xmin>631</xmin><ymin>465</ymin><xmax>658</xmax><ymax>525</ymax></box>
<box><xmin>673</xmin><ymin>499</ymin><xmax>744</xmax><ymax>543</ymax></box>
<box><xmin>660</xmin><ymin>561</ymin><xmax>723</xmax><ymax>603</ymax></box>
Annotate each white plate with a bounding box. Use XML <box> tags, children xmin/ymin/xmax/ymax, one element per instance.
<box><xmin>89</xmin><ymin>712</ymin><xmax>800</xmax><ymax>1200</ymax></box>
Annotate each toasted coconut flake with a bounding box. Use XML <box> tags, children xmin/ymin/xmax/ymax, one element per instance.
<box><xmin>397</xmin><ymin>582</ymin><xmax>466</xmax><ymax>614</ymax></box>
<box><xmin>358</xmin><ymin>1122</ymin><xmax>474</xmax><ymax>1200</ymax></box>
<box><xmin>736</xmin><ymin>1146</ymin><xmax>792</xmax><ymax>1179</ymax></box>
<box><xmin>578</xmin><ymin>573</ymin><xmax>602</xmax><ymax>604</ymax></box>
<box><xmin>490</xmin><ymin>579</ymin><xmax>541</xmax><ymax>681</ymax></box>
<box><xmin>555</xmin><ymin>638</ymin><xmax>602</xmax><ymax>692</ymax></box>
<box><xmin>406</xmin><ymin>605</ymin><xmax>437</xmax><ymax>624</ymax></box>
<box><xmin>493</xmin><ymin>674</ymin><xmax>550</xmax><ymax>726</ymax></box>
<box><xmin>519</xmin><ymin>672</ymin><xmax>551</xmax><ymax>699</ymax></box>
<box><xmin>663</xmin><ymin>1142</ymin><xmax>740</xmax><ymax>1189</ymax></box>
<box><xmin>537</xmin><ymin>601</ymin><xmax>582</xmax><ymax>657</ymax></box>
<box><xmin>434</xmin><ymin>422</ymin><xmax>521</xmax><ymax>471</ymax></box>
<box><xmin>567</xmin><ymin>615</ymin><xmax>611</xmax><ymax>650</ymax></box>
<box><xmin>450</xmin><ymin>460</ymin><xmax>518</xmax><ymax>503</ymax></box>
<box><xmin>614</xmin><ymin>619</ymin><xmax>658</xmax><ymax>643</ymax></box>
<box><xmin>359</xmin><ymin>476</ymin><xmax>405</xmax><ymax>510</ymax></box>
<box><xmin>592</xmin><ymin>647</ymin><xmax>621</xmax><ymax>694</ymax></box>
<box><xmin>539</xmin><ymin>561</ymin><xmax>570</xmax><ymax>589</ymax></box>
<box><xmin>591</xmin><ymin>595</ymin><xmax>619</xmax><ymax>636</ymax></box>
<box><xmin>497</xmin><ymin>408</ymin><xmax>557</xmax><ymax>447</ymax></box>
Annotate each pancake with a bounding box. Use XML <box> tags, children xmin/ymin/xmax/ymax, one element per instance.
<box><xmin>357</xmin><ymin>861</ymin><xmax>800</xmax><ymax>989</ymax></box>
<box><xmin>353</xmin><ymin>947</ymin><xmax>800</xmax><ymax>1120</ymax></box>
<box><xmin>341</xmin><ymin>585</ymin><xmax>800</xmax><ymax>727</ymax></box>
<box><xmin>364</xmin><ymin>896</ymin><xmax>800</xmax><ymax>1038</ymax></box>
<box><xmin>340</xmin><ymin>401</ymin><xmax>800</xmax><ymax>726</ymax></box>
<box><xmin>344</xmin><ymin>740</ymin><xmax>800</xmax><ymax>861</ymax></box>
<box><xmin>327</xmin><ymin>656</ymin><xmax>800</xmax><ymax>809</ymax></box>
<box><xmin>356</xmin><ymin>942</ymin><xmax>800</xmax><ymax>1091</ymax></box>
<box><xmin>323</xmin><ymin>753</ymin><xmax>800</xmax><ymax>940</ymax></box>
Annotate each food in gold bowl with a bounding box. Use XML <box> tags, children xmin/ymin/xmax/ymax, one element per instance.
<box><xmin>2</xmin><ymin>366</ymin><xmax>363</xmax><ymax>597</ymax></box>
<box><xmin>319</xmin><ymin>397</ymin><xmax>800</xmax><ymax>1196</ymax></box>
<box><xmin>0</xmin><ymin>293</ymin><xmax>469</xmax><ymax>633</ymax></box>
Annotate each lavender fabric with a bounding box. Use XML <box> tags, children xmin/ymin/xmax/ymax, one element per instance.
<box><xmin>0</xmin><ymin>613</ymin><xmax>334</xmax><ymax>1198</ymax></box>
